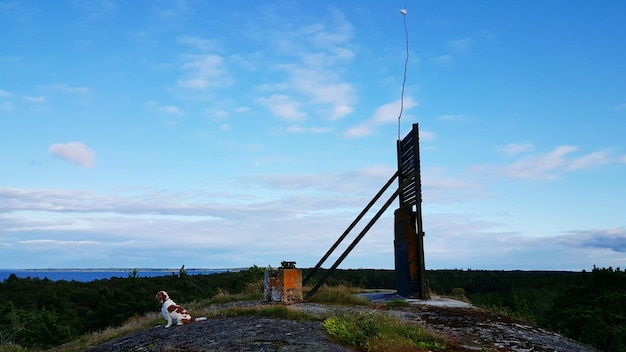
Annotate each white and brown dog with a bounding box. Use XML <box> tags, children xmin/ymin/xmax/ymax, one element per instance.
<box><xmin>156</xmin><ymin>291</ymin><xmax>206</xmax><ymax>328</ymax></box>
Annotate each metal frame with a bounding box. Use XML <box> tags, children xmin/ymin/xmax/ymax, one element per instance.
<box><xmin>304</xmin><ymin>123</ymin><xmax>426</xmax><ymax>299</ymax></box>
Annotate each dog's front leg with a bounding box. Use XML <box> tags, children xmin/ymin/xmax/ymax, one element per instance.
<box><xmin>162</xmin><ymin>307</ymin><xmax>173</xmax><ymax>328</ymax></box>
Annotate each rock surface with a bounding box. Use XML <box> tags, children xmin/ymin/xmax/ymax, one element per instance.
<box><xmin>87</xmin><ymin>315</ymin><xmax>349</xmax><ymax>352</ymax></box>
<box><xmin>88</xmin><ymin>298</ymin><xmax>599</xmax><ymax>352</ymax></box>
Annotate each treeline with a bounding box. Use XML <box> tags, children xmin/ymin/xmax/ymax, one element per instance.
<box><xmin>0</xmin><ymin>266</ymin><xmax>265</xmax><ymax>349</ymax></box>
<box><xmin>1</xmin><ymin>267</ymin><xmax>625</xmax><ymax>351</ymax></box>
<box><xmin>306</xmin><ymin>266</ymin><xmax>626</xmax><ymax>352</ymax></box>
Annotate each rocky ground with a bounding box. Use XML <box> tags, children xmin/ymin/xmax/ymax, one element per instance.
<box><xmin>411</xmin><ymin>305</ymin><xmax>597</xmax><ymax>351</ymax></box>
<box><xmin>87</xmin><ymin>315</ymin><xmax>349</xmax><ymax>352</ymax></box>
<box><xmin>88</xmin><ymin>297</ymin><xmax>599</xmax><ymax>352</ymax></box>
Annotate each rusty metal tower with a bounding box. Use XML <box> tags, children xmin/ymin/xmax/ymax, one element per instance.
<box><xmin>395</xmin><ymin>123</ymin><xmax>428</xmax><ymax>298</ymax></box>
<box><xmin>304</xmin><ymin>123</ymin><xmax>428</xmax><ymax>299</ymax></box>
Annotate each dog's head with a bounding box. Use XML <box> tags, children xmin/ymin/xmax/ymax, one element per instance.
<box><xmin>156</xmin><ymin>290</ymin><xmax>170</xmax><ymax>303</ymax></box>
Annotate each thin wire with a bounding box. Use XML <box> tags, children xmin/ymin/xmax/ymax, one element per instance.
<box><xmin>397</xmin><ymin>7</ymin><xmax>409</xmax><ymax>140</ymax></box>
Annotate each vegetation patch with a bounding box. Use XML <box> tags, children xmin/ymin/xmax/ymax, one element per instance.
<box><xmin>206</xmin><ymin>281</ymin><xmax>264</xmax><ymax>304</ymax></box>
<box><xmin>304</xmin><ymin>285</ymin><xmax>371</xmax><ymax>306</ymax></box>
<box><xmin>323</xmin><ymin>311</ymin><xmax>445</xmax><ymax>351</ymax></box>
<box><xmin>0</xmin><ymin>344</ymin><xmax>28</xmax><ymax>352</ymax></box>
<box><xmin>205</xmin><ymin>305</ymin><xmax>319</xmax><ymax>322</ymax></box>
<box><xmin>385</xmin><ymin>299</ymin><xmax>410</xmax><ymax>308</ymax></box>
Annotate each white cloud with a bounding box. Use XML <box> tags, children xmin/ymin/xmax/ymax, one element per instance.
<box><xmin>423</xmin><ymin>215</ymin><xmax>626</xmax><ymax>270</ymax></box>
<box><xmin>373</xmin><ymin>98</ymin><xmax>417</xmax><ymax>124</ymax></box>
<box><xmin>344</xmin><ymin>97</ymin><xmax>419</xmax><ymax>138</ymax></box>
<box><xmin>177</xmin><ymin>36</ymin><xmax>217</xmax><ymax>52</ymax></box>
<box><xmin>279</xmin><ymin>66</ymin><xmax>355</xmax><ymax>120</ymax></box>
<box><xmin>437</xmin><ymin>114</ymin><xmax>467</xmax><ymax>121</ymax></box>
<box><xmin>255</xmin><ymin>8</ymin><xmax>356</xmax><ymax>122</ymax></box>
<box><xmin>285</xmin><ymin>124</ymin><xmax>332</xmax><ymax>134</ymax></box>
<box><xmin>23</xmin><ymin>96</ymin><xmax>47</xmax><ymax>103</ymax></box>
<box><xmin>308</xmin><ymin>11</ymin><xmax>353</xmax><ymax>48</ymax></box>
<box><xmin>256</xmin><ymin>94</ymin><xmax>306</xmax><ymax>121</ymax></box>
<box><xmin>47</xmin><ymin>84</ymin><xmax>89</xmax><ymax>94</ymax></box>
<box><xmin>432</xmin><ymin>55</ymin><xmax>452</xmax><ymax>65</ymax></box>
<box><xmin>422</xmin><ymin>167</ymin><xmax>485</xmax><ymax>203</ymax></box>
<box><xmin>448</xmin><ymin>38</ymin><xmax>472</xmax><ymax>53</ymax></box>
<box><xmin>503</xmin><ymin>146</ymin><xmax>604</xmax><ymax>179</ymax></box>
<box><xmin>0</xmin><ymin>89</ymin><xmax>12</xmax><ymax>97</ymax></box>
<box><xmin>213</xmin><ymin>110</ymin><xmax>228</xmax><ymax>118</ymax></box>
<box><xmin>420</xmin><ymin>130</ymin><xmax>436</xmax><ymax>142</ymax></box>
<box><xmin>561</xmin><ymin>228</ymin><xmax>626</xmax><ymax>252</ymax></box>
<box><xmin>330</xmin><ymin>105</ymin><xmax>353</xmax><ymax>119</ymax></box>
<box><xmin>566</xmin><ymin>151</ymin><xmax>611</xmax><ymax>171</ymax></box>
<box><xmin>1</xmin><ymin>162</ymin><xmax>624</xmax><ymax>270</ymax></box>
<box><xmin>343</xmin><ymin>125</ymin><xmax>371</xmax><ymax>138</ymax></box>
<box><xmin>500</xmin><ymin>142</ymin><xmax>534</xmax><ymax>156</ymax></box>
<box><xmin>612</xmin><ymin>103</ymin><xmax>626</xmax><ymax>110</ymax></box>
<box><xmin>160</xmin><ymin>105</ymin><xmax>183</xmax><ymax>115</ymax></box>
<box><xmin>0</xmin><ymin>101</ymin><xmax>14</xmax><ymax>112</ymax></box>
<box><xmin>177</xmin><ymin>53</ymin><xmax>233</xmax><ymax>90</ymax></box>
<box><xmin>475</xmin><ymin>146</ymin><xmax>617</xmax><ymax>180</ymax></box>
<box><xmin>48</xmin><ymin>142</ymin><xmax>96</xmax><ymax>168</ymax></box>
<box><xmin>146</xmin><ymin>101</ymin><xmax>183</xmax><ymax>115</ymax></box>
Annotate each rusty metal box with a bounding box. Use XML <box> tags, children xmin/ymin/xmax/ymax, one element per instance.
<box><xmin>264</xmin><ymin>264</ymin><xmax>302</xmax><ymax>304</ymax></box>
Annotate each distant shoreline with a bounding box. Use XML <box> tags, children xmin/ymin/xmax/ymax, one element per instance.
<box><xmin>0</xmin><ymin>268</ymin><xmax>242</xmax><ymax>282</ymax></box>
<box><xmin>1</xmin><ymin>268</ymin><xmax>243</xmax><ymax>271</ymax></box>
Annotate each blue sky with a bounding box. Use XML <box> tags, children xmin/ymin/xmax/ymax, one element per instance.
<box><xmin>1</xmin><ymin>1</ymin><xmax>625</xmax><ymax>271</ymax></box>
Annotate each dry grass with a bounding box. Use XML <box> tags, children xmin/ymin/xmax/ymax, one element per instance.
<box><xmin>46</xmin><ymin>312</ymin><xmax>162</xmax><ymax>352</ymax></box>
<box><xmin>201</xmin><ymin>281</ymin><xmax>264</xmax><ymax>305</ymax></box>
<box><xmin>303</xmin><ymin>284</ymin><xmax>371</xmax><ymax>305</ymax></box>
<box><xmin>0</xmin><ymin>343</ymin><xmax>29</xmax><ymax>352</ymax></box>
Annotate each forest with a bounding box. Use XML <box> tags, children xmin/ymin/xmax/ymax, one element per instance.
<box><xmin>1</xmin><ymin>266</ymin><xmax>625</xmax><ymax>351</ymax></box>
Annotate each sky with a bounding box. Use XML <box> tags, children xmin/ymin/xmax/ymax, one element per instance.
<box><xmin>1</xmin><ymin>1</ymin><xmax>626</xmax><ymax>271</ymax></box>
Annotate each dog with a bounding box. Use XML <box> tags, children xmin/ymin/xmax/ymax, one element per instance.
<box><xmin>156</xmin><ymin>290</ymin><xmax>206</xmax><ymax>328</ymax></box>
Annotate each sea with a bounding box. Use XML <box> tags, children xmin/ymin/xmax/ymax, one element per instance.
<box><xmin>0</xmin><ymin>268</ymin><xmax>240</xmax><ymax>282</ymax></box>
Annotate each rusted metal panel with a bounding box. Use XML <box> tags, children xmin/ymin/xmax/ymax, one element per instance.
<box><xmin>394</xmin><ymin>206</ymin><xmax>423</xmax><ymax>297</ymax></box>
<box><xmin>395</xmin><ymin>123</ymin><xmax>428</xmax><ymax>299</ymax></box>
<box><xmin>397</xmin><ymin>123</ymin><xmax>421</xmax><ymax>207</ymax></box>
<box><xmin>264</xmin><ymin>265</ymin><xmax>303</xmax><ymax>304</ymax></box>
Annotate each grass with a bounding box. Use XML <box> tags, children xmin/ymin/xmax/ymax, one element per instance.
<box><xmin>206</xmin><ymin>281</ymin><xmax>264</xmax><ymax>304</ymax></box>
<box><xmin>385</xmin><ymin>299</ymin><xmax>411</xmax><ymax>308</ymax></box>
<box><xmin>44</xmin><ymin>312</ymin><xmax>163</xmax><ymax>352</ymax></box>
<box><xmin>204</xmin><ymin>305</ymin><xmax>319</xmax><ymax>321</ymax></box>
<box><xmin>304</xmin><ymin>284</ymin><xmax>372</xmax><ymax>305</ymax></box>
<box><xmin>0</xmin><ymin>344</ymin><xmax>29</xmax><ymax>352</ymax></box>
<box><xmin>323</xmin><ymin>311</ymin><xmax>446</xmax><ymax>352</ymax></box>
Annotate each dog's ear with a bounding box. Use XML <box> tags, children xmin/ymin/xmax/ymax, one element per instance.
<box><xmin>156</xmin><ymin>291</ymin><xmax>167</xmax><ymax>301</ymax></box>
